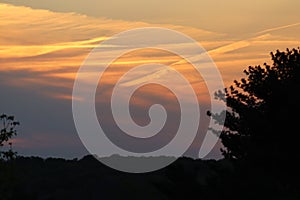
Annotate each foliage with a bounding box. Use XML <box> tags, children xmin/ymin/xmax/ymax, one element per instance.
<box><xmin>0</xmin><ymin>114</ymin><xmax>19</xmax><ymax>161</ymax></box>
<box><xmin>2</xmin><ymin>155</ymin><xmax>297</xmax><ymax>200</ymax></box>
<box><xmin>209</xmin><ymin>48</ymin><xmax>300</xmax><ymax>160</ymax></box>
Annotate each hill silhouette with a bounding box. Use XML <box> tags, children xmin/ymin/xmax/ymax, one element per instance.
<box><xmin>1</xmin><ymin>154</ymin><xmax>299</xmax><ymax>200</ymax></box>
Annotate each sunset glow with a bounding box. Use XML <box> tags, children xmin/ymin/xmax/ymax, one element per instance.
<box><xmin>1</xmin><ymin>1</ymin><xmax>299</xmax><ymax>158</ymax></box>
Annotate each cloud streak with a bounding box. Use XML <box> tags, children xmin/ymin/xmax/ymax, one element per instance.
<box><xmin>256</xmin><ymin>22</ymin><xmax>300</xmax><ymax>34</ymax></box>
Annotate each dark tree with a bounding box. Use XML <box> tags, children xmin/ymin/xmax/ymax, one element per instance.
<box><xmin>0</xmin><ymin>114</ymin><xmax>19</xmax><ymax>161</ymax></box>
<box><xmin>209</xmin><ymin>48</ymin><xmax>300</xmax><ymax>161</ymax></box>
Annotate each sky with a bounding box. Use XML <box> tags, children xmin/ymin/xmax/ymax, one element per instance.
<box><xmin>0</xmin><ymin>1</ymin><xmax>300</xmax><ymax>159</ymax></box>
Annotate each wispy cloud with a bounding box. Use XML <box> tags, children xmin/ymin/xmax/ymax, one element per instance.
<box><xmin>0</xmin><ymin>37</ymin><xmax>108</xmax><ymax>58</ymax></box>
<box><xmin>256</xmin><ymin>22</ymin><xmax>300</xmax><ymax>34</ymax></box>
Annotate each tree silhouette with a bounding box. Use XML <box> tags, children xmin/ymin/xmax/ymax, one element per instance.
<box><xmin>0</xmin><ymin>114</ymin><xmax>19</xmax><ymax>161</ymax></box>
<box><xmin>208</xmin><ymin>48</ymin><xmax>300</xmax><ymax>161</ymax></box>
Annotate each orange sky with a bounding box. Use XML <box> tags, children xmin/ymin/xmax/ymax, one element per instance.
<box><xmin>1</xmin><ymin>3</ymin><xmax>299</xmax><ymax>85</ymax></box>
<box><xmin>0</xmin><ymin>2</ymin><xmax>299</xmax><ymax>158</ymax></box>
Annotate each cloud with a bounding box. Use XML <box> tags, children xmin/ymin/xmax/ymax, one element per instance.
<box><xmin>256</xmin><ymin>22</ymin><xmax>300</xmax><ymax>34</ymax></box>
<box><xmin>1</xmin><ymin>3</ymin><xmax>300</xmax><ymax>159</ymax></box>
<box><xmin>0</xmin><ymin>37</ymin><xmax>108</xmax><ymax>58</ymax></box>
<box><xmin>0</xmin><ymin>3</ymin><xmax>223</xmax><ymax>74</ymax></box>
<box><xmin>3</xmin><ymin>0</ymin><xmax>300</xmax><ymax>37</ymax></box>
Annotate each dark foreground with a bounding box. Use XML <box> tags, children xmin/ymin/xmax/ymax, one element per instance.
<box><xmin>0</xmin><ymin>155</ymin><xmax>299</xmax><ymax>200</ymax></box>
